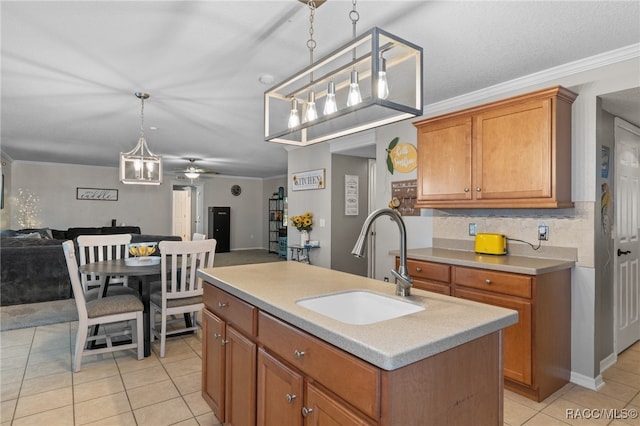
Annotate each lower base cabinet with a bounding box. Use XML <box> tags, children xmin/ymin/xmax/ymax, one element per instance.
<box><xmin>203</xmin><ymin>281</ymin><xmax>505</xmax><ymax>425</ymax></box>
<box><xmin>398</xmin><ymin>257</ymin><xmax>571</xmax><ymax>402</ymax></box>
<box><xmin>257</xmin><ymin>349</ymin><xmax>374</xmax><ymax>426</ymax></box>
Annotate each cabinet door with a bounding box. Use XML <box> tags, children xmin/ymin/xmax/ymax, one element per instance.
<box><xmin>225</xmin><ymin>325</ymin><xmax>257</xmax><ymax>426</ymax></box>
<box><xmin>454</xmin><ymin>288</ymin><xmax>533</xmax><ymax>385</ymax></box>
<box><xmin>304</xmin><ymin>383</ymin><xmax>376</xmax><ymax>426</ymax></box>
<box><xmin>474</xmin><ymin>98</ymin><xmax>552</xmax><ymax>200</ymax></box>
<box><xmin>202</xmin><ymin>310</ymin><xmax>225</xmax><ymax>421</ymax></box>
<box><xmin>417</xmin><ymin>116</ymin><xmax>472</xmax><ymax>201</ymax></box>
<box><xmin>257</xmin><ymin>348</ymin><xmax>303</xmax><ymax>426</ymax></box>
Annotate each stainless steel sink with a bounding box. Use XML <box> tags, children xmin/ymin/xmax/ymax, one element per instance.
<box><xmin>296</xmin><ymin>290</ymin><xmax>424</xmax><ymax>325</ymax></box>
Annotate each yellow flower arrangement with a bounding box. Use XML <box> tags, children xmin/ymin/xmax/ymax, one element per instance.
<box><xmin>290</xmin><ymin>211</ymin><xmax>313</xmax><ymax>232</ymax></box>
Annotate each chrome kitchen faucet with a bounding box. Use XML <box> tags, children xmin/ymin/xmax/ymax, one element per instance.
<box><xmin>352</xmin><ymin>208</ymin><xmax>413</xmax><ymax>296</ymax></box>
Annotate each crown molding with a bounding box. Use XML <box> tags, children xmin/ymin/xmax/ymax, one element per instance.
<box><xmin>423</xmin><ymin>43</ymin><xmax>640</xmax><ymax>117</ymax></box>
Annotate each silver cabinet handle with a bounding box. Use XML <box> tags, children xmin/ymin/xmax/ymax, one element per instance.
<box><xmin>415</xmin><ymin>267</ymin><xmax>422</xmax><ymax>272</ymax></box>
<box><xmin>476</xmin><ymin>187</ymin><xmax>482</xmax><ymax>192</ymax></box>
<box><xmin>294</xmin><ymin>350</ymin><xmax>305</xmax><ymax>359</ymax></box>
<box><xmin>285</xmin><ymin>393</ymin><xmax>297</xmax><ymax>403</ymax></box>
<box><xmin>213</xmin><ymin>333</ymin><xmax>221</xmax><ymax>339</ymax></box>
<box><xmin>302</xmin><ymin>407</ymin><xmax>313</xmax><ymax>417</ymax></box>
<box><xmin>485</xmin><ymin>279</ymin><xmax>491</xmax><ymax>285</ymax></box>
<box><xmin>218</xmin><ymin>302</ymin><xmax>228</xmax><ymax>308</ymax></box>
<box><xmin>464</xmin><ymin>188</ymin><xmax>470</xmax><ymax>192</ymax></box>
<box><xmin>221</xmin><ymin>339</ymin><xmax>229</xmax><ymax>345</ymax></box>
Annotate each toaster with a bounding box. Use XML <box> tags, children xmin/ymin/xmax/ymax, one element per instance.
<box><xmin>474</xmin><ymin>233</ymin><xmax>507</xmax><ymax>255</ymax></box>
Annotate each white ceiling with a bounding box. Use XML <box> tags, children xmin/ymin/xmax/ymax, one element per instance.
<box><xmin>2</xmin><ymin>1</ymin><xmax>639</xmax><ymax>178</ymax></box>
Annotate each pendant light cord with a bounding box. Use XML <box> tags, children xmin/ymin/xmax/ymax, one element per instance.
<box><xmin>307</xmin><ymin>0</ymin><xmax>316</xmax><ymax>81</ymax></box>
<box><xmin>350</xmin><ymin>0</ymin><xmax>359</xmax><ymax>61</ymax></box>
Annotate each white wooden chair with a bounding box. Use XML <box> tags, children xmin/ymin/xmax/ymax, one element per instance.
<box><xmin>62</xmin><ymin>241</ymin><xmax>143</xmax><ymax>372</ymax></box>
<box><xmin>76</xmin><ymin>234</ymin><xmax>138</xmax><ymax>299</ymax></box>
<box><xmin>150</xmin><ymin>239</ymin><xmax>216</xmax><ymax>357</ymax></box>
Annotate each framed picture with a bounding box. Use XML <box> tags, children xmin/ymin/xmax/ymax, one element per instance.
<box><xmin>76</xmin><ymin>187</ymin><xmax>118</xmax><ymax>201</ymax></box>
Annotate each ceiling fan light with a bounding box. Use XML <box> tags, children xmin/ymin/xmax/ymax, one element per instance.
<box><xmin>185</xmin><ymin>171</ymin><xmax>200</xmax><ymax>179</ymax></box>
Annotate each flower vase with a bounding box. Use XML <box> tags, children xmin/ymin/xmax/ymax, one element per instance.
<box><xmin>300</xmin><ymin>230</ymin><xmax>309</xmax><ymax>247</ymax></box>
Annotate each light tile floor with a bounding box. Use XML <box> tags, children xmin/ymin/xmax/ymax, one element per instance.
<box><xmin>1</xmin><ymin>321</ymin><xmax>638</xmax><ymax>425</ymax></box>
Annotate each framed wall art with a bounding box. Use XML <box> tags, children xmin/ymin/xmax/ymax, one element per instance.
<box><xmin>76</xmin><ymin>187</ymin><xmax>118</xmax><ymax>201</ymax></box>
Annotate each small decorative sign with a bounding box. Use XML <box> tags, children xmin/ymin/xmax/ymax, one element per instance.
<box><xmin>292</xmin><ymin>169</ymin><xmax>325</xmax><ymax>191</ymax></box>
<box><xmin>345</xmin><ymin>175</ymin><xmax>359</xmax><ymax>216</ymax></box>
<box><xmin>386</xmin><ymin>137</ymin><xmax>417</xmax><ymax>174</ymax></box>
<box><xmin>76</xmin><ymin>187</ymin><xmax>118</xmax><ymax>201</ymax></box>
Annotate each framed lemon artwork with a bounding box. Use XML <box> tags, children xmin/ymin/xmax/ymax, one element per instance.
<box><xmin>385</xmin><ymin>137</ymin><xmax>417</xmax><ymax>174</ymax></box>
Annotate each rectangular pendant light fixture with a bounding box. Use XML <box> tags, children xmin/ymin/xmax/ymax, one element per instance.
<box><xmin>265</xmin><ymin>27</ymin><xmax>423</xmax><ymax>146</ymax></box>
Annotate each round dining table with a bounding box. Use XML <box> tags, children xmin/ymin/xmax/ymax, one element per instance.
<box><xmin>78</xmin><ymin>258</ymin><xmax>161</xmax><ymax>357</ymax></box>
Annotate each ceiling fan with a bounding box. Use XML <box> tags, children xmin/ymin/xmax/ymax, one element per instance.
<box><xmin>173</xmin><ymin>158</ymin><xmax>219</xmax><ymax>179</ymax></box>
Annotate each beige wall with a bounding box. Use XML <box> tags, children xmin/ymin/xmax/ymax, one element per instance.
<box><xmin>4</xmin><ymin>160</ymin><xmax>282</xmax><ymax>250</ymax></box>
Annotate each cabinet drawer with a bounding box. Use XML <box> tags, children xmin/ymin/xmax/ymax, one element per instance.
<box><xmin>454</xmin><ymin>267</ymin><xmax>532</xmax><ymax>299</ymax></box>
<box><xmin>412</xmin><ymin>279</ymin><xmax>451</xmax><ymax>295</ymax></box>
<box><xmin>258</xmin><ymin>312</ymin><xmax>379</xmax><ymax>419</ymax></box>
<box><xmin>204</xmin><ymin>283</ymin><xmax>257</xmax><ymax>337</ymax></box>
<box><xmin>403</xmin><ymin>259</ymin><xmax>451</xmax><ymax>283</ymax></box>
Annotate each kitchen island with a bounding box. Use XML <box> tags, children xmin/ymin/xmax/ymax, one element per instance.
<box><xmin>198</xmin><ymin>261</ymin><xmax>518</xmax><ymax>425</ymax></box>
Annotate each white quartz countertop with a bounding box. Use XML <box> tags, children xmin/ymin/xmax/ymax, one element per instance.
<box><xmin>394</xmin><ymin>248</ymin><xmax>575</xmax><ymax>275</ymax></box>
<box><xmin>198</xmin><ymin>262</ymin><xmax>518</xmax><ymax>371</ymax></box>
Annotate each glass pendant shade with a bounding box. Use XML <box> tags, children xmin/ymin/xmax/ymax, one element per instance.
<box><xmin>119</xmin><ymin>137</ymin><xmax>163</xmax><ymax>185</ymax></box>
<box><xmin>304</xmin><ymin>91</ymin><xmax>318</xmax><ymax>122</ymax></box>
<box><xmin>323</xmin><ymin>81</ymin><xmax>338</xmax><ymax>115</ymax></box>
<box><xmin>377</xmin><ymin>57</ymin><xmax>389</xmax><ymax>99</ymax></box>
<box><xmin>288</xmin><ymin>98</ymin><xmax>301</xmax><ymax>129</ymax></box>
<box><xmin>346</xmin><ymin>70</ymin><xmax>363</xmax><ymax>106</ymax></box>
<box><xmin>265</xmin><ymin>27</ymin><xmax>422</xmax><ymax>146</ymax></box>
<box><xmin>184</xmin><ymin>171</ymin><xmax>200</xmax><ymax>179</ymax></box>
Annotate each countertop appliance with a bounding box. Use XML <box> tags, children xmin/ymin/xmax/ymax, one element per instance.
<box><xmin>474</xmin><ymin>233</ymin><xmax>507</xmax><ymax>255</ymax></box>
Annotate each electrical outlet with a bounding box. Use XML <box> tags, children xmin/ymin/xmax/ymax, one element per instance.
<box><xmin>469</xmin><ymin>223</ymin><xmax>477</xmax><ymax>236</ymax></box>
<box><xmin>538</xmin><ymin>224</ymin><xmax>549</xmax><ymax>241</ymax></box>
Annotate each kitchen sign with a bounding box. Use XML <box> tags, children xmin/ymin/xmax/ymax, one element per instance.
<box><xmin>292</xmin><ymin>169</ymin><xmax>325</xmax><ymax>191</ymax></box>
<box><xmin>386</xmin><ymin>137</ymin><xmax>417</xmax><ymax>174</ymax></box>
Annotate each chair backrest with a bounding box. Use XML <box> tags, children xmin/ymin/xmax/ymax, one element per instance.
<box><xmin>158</xmin><ymin>239</ymin><xmax>216</xmax><ymax>300</ymax></box>
<box><xmin>62</xmin><ymin>240</ymin><xmax>88</xmax><ymax>321</ymax></box>
<box><xmin>192</xmin><ymin>232</ymin><xmax>206</xmax><ymax>241</ymax></box>
<box><xmin>77</xmin><ymin>234</ymin><xmax>132</xmax><ymax>291</ymax></box>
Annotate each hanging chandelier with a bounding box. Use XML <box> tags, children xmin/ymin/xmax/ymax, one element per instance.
<box><xmin>265</xmin><ymin>0</ymin><xmax>423</xmax><ymax>146</ymax></box>
<box><xmin>119</xmin><ymin>92</ymin><xmax>163</xmax><ymax>185</ymax></box>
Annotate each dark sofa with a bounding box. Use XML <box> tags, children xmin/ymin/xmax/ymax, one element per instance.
<box><xmin>0</xmin><ymin>226</ymin><xmax>181</xmax><ymax>306</ymax></box>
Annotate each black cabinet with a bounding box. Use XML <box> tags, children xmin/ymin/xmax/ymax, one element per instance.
<box><xmin>208</xmin><ymin>207</ymin><xmax>230</xmax><ymax>253</ymax></box>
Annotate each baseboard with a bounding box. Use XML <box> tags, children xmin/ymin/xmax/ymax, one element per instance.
<box><xmin>600</xmin><ymin>352</ymin><xmax>618</xmax><ymax>373</ymax></box>
<box><xmin>570</xmin><ymin>371</ymin><xmax>605</xmax><ymax>391</ymax></box>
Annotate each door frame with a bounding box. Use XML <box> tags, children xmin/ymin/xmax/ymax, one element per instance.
<box><xmin>171</xmin><ymin>181</ymin><xmax>204</xmax><ymax>238</ymax></box>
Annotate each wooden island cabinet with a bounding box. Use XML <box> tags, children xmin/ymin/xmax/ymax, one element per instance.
<box><xmin>202</xmin><ymin>277</ymin><xmax>510</xmax><ymax>425</ymax></box>
<box><xmin>397</xmin><ymin>256</ymin><xmax>572</xmax><ymax>402</ymax></box>
<box><xmin>413</xmin><ymin>86</ymin><xmax>578</xmax><ymax>209</ymax></box>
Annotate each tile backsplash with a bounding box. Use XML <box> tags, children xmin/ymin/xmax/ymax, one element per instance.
<box><xmin>431</xmin><ymin>201</ymin><xmax>592</xmax><ymax>266</ymax></box>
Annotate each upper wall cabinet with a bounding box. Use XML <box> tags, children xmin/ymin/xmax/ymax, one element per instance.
<box><xmin>413</xmin><ymin>86</ymin><xmax>578</xmax><ymax>209</ymax></box>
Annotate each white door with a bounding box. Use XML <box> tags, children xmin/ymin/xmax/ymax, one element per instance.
<box><xmin>172</xmin><ymin>189</ymin><xmax>192</xmax><ymax>241</ymax></box>
<box><xmin>614</xmin><ymin>117</ymin><xmax>640</xmax><ymax>353</ymax></box>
